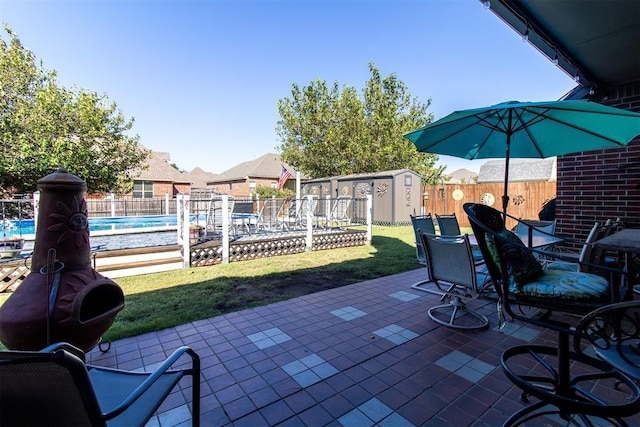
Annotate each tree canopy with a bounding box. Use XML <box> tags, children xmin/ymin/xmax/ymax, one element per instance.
<box><xmin>276</xmin><ymin>63</ymin><xmax>445</xmax><ymax>182</ymax></box>
<box><xmin>0</xmin><ymin>25</ymin><xmax>149</xmax><ymax>196</ymax></box>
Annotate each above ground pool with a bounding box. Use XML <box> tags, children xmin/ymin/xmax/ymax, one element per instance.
<box><xmin>1</xmin><ymin>215</ymin><xmax>187</xmax><ymax>239</ymax></box>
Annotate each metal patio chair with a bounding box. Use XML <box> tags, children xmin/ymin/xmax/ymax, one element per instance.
<box><xmin>0</xmin><ymin>342</ymin><xmax>201</xmax><ymax>427</ymax></box>
<box><xmin>409</xmin><ymin>214</ymin><xmax>442</xmax><ymax>294</ymax></box>
<box><xmin>294</xmin><ymin>196</ymin><xmax>319</xmax><ymax>229</ymax></box>
<box><xmin>422</xmin><ymin>232</ymin><xmax>492</xmax><ymax>330</ymax></box>
<box><xmin>256</xmin><ymin>197</ymin><xmax>288</xmax><ymax>232</ymax></box>
<box><xmin>435</xmin><ymin>212</ymin><xmax>461</xmax><ymax>236</ymax></box>
<box><xmin>574</xmin><ymin>300</ymin><xmax>640</xmax><ymax>383</ymax></box>
<box><xmin>205</xmin><ymin>195</ymin><xmax>235</xmax><ymax>236</ymax></box>
<box><xmin>436</xmin><ymin>212</ymin><xmax>484</xmax><ymax>265</ymax></box>
<box><xmin>326</xmin><ymin>196</ymin><xmax>352</xmax><ymax>229</ymax></box>
<box><xmin>464</xmin><ymin>202</ymin><xmax>639</xmax><ymax>426</ymax></box>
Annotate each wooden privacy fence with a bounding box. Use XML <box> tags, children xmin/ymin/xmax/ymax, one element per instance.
<box><xmin>422</xmin><ymin>182</ymin><xmax>556</xmax><ymax>230</ymax></box>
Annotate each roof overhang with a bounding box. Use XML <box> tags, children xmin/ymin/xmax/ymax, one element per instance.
<box><xmin>483</xmin><ymin>0</ymin><xmax>640</xmax><ymax>97</ymax></box>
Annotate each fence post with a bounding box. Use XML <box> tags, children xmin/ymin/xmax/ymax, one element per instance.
<box><xmin>366</xmin><ymin>194</ymin><xmax>372</xmax><ymax>245</ymax></box>
<box><xmin>165</xmin><ymin>193</ymin><xmax>170</xmax><ymax>215</ymax></box>
<box><xmin>306</xmin><ymin>195</ymin><xmax>313</xmax><ymax>252</ymax></box>
<box><xmin>222</xmin><ymin>195</ymin><xmax>230</xmax><ymax>264</ymax></box>
<box><xmin>177</xmin><ymin>194</ymin><xmax>190</xmax><ymax>268</ymax></box>
<box><xmin>32</xmin><ymin>191</ymin><xmax>40</xmax><ymax>234</ymax></box>
<box><xmin>109</xmin><ymin>193</ymin><xmax>115</xmax><ymax>217</ymax></box>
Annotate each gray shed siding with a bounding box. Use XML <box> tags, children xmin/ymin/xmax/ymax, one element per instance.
<box><xmin>301</xmin><ymin>169</ymin><xmax>421</xmax><ymax>224</ymax></box>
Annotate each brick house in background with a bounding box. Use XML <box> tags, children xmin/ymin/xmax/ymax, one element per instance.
<box><xmin>131</xmin><ymin>151</ymin><xmax>192</xmax><ymax>198</ymax></box>
<box><xmin>486</xmin><ymin>0</ymin><xmax>640</xmax><ymax>241</ymax></box>
<box><xmin>206</xmin><ymin>153</ymin><xmax>297</xmax><ymax>197</ymax></box>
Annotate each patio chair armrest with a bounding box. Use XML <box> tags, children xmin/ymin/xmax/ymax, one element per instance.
<box><xmin>95</xmin><ymin>345</ymin><xmax>200</xmax><ymax>420</ymax></box>
<box><xmin>40</xmin><ymin>342</ymin><xmax>86</xmax><ymax>362</ymax></box>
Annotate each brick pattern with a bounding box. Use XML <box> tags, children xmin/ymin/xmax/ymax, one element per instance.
<box><xmin>152</xmin><ymin>181</ymin><xmax>191</xmax><ymax>197</ymax></box>
<box><xmin>556</xmin><ymin>81</ymin><xmax>640</xmax><ymax>244</ymax></box>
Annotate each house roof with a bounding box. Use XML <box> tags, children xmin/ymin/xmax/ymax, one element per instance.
<box><xmin>135</xmin><ymin>151</ymin><xmax>191</xmax><ymax>183</ymax></box>
<box><xmin>446</xmin><ymin>168</ymin><xmax>479</xmax><ymax>184</ymax></box>
<box><xmin>485</xmin><ymin>0</ymin><xmax>640</xmax><ymax>96</ymax></box>
<box><xmin>206</xmin><ymin>153</ymin><xmax>297</xmax><ymax>185</ymax></box>
<box><xmin>186</xmin><ymin>167</ymin><xmax>217</xmax><ymax>189</ymax></box>
<box><xmin>477</xmin><ymin>158</ymin><xmax>556</xmax><ymax>183</ymax></box>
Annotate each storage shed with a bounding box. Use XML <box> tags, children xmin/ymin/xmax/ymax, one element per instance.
<box><xmin>301</xmin><ymin>169</ymin><xmax>422</xmax><ymax>224</ymax></box>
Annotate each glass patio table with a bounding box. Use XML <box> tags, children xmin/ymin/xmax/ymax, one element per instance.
<box><xmin>467</xmin><ymin>229</ymin><xmax>564</xmax><ymax>249</ymax></box>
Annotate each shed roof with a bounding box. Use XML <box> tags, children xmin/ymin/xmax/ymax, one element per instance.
<box><xmin>477</xmin><ymin>158</ymin><xmax>556</xmax><ymax>183</ymax></box>
<box><xmin>304</xmin><ymin>169</ymin><xmax>420</xmax><ymax>183</ymax></box>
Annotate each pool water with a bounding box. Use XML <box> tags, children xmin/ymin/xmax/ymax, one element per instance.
<box><xmin>1</xmin><ymin>215</ymin><xmax>186</xmax><ymax>238</ymax></box>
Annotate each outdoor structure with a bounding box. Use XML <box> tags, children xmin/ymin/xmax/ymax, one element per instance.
<box><xmin>0</xmin><ymin>193</ymin><xmax>373</xmax><ymax>289</ymax></box>
<box><xmin>416</xmin><ymin>160</ymin><xmax>557</xmax><ymax>229</ymax></box>
<box><xmin>485</xmin><ymin>0</ymin><xmax>640</xmax><ymax>240</ymax></box>
<box><xmin>0</xmin><ymin>169</ymin><xmax>124</xmax><ymax>351</ymax></box>
<box><xmin>301</xmin><ymin>169</ymin><xmax>422</xmax><ymax>224</ymax></box>
<box><xmin>425</xmin><ymin>181</ymin><xmax>556</xmax><ymax>230</ymax></box>
<box><xmin>205</xmin><ymin>153</ymin><xmax>297</xmax><ymax>197</ymax></box>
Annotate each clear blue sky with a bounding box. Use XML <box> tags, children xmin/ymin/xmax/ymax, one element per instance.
<box><xmin>2</xmin><ymin>0</ymin><xmax>575</xmax><ymax>174</ymax></box>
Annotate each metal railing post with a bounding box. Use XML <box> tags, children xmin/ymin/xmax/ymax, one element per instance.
<box><xmin>33</xmin><ymin>191</ymin><xmax>40</xmax><ymax>234</ymax></box>
<box><xmin>306</xmin><ymin>195</ymin><xmax>313</xmax><ymax>252</ymax></box>
<box><xmin>366</xmin><ymin>194</ymin><xmax>372</xmax><ymax>245</ymax></box>
<box><xmin>222</xmin><ymin>195</ymin><xmax>230</xmax><ymax>264</ymax></box>
<box><xmin>177</xmin><ymin>194</ymin><xmax>190</xmax><ymax>268</ymax></box>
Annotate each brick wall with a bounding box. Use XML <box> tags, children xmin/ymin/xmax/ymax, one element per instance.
<box><xmin>556</xmin><ymin>81</ymin><xmax>640</xmax><ymax>243</ymax></box>
<box><xmin>153</xmin><ymin>182</ymin><xmax>174</xmax><ymax>196</ymax></box>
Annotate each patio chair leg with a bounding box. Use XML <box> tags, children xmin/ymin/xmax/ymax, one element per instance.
<box><xmin>427</xmin><ymin>297</ymin><xmax>489</xmax><ymax>330</ymax></box>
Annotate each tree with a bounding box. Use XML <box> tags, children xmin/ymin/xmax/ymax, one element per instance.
<box><xmin>276</xmin><ymin>62</ymin><xmax>440</xmax><ymax>181</ymax></box>
<box><xmin>0</xmin><ymin>25</ymin><xmax>149</xmax><ymax>196</ymax></box>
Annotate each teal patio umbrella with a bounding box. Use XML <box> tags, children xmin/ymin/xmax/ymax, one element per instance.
<box><xmin>404</xmin><ymin>100</ymin><xmax>640</xmax><ymax>216</ymax></box>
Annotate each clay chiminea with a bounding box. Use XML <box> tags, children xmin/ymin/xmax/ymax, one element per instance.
<box><xmin>0</xmin><ymin>168</ymin><xmax>125</xmax><ymax>351</ymax></box>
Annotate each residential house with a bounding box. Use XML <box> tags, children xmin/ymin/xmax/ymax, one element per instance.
<box><xmin>185</xmin><ymin>167</ymin><xmax>218</xmax><ymax>190</ymax></box>
<box><xmin>206</xmin><ymin>153</ymin><xmax>296</xmax><ymax>197</ymax></box>
<box><xmin>477</xmin><ymin>158</ymin><xmax>556</xmax><ymax>184</ymax></box>
<box><xmin>132</xmin><ymin>151</ymin><xmax>192</xmax><ymax>198</ymax></box>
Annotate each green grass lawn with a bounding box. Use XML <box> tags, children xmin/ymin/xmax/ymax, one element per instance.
<box><xmin>0</xmin><ymin>225</ymin><xmax>471</xmax><ymax>345</ymax></box>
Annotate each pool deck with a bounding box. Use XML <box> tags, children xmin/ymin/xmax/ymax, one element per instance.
<box><xmin>86</xmin><ymin>268</ymin><xmax>640</xmax><ymax>426</ymax></box>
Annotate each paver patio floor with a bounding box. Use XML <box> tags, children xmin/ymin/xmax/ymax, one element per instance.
<box><xmin>86</xmin><ymin>268</ymin><xmax>640</xmax><ymax>426</ymax></box>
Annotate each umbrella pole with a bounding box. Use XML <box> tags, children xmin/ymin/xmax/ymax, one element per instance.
<box><xmin>502</xmin><ymin>110</ymin><xmax>513</xmax><ymax>224</ymax></box>
<box><xmin>502</xmin><ymin>141</ymin><xmax>511</xmax><ymax>220</ymax></box>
